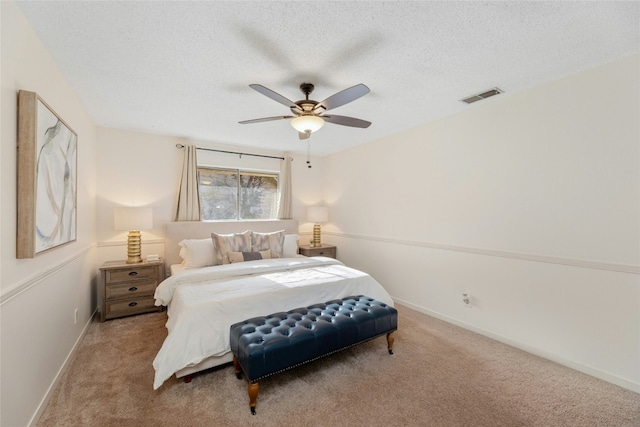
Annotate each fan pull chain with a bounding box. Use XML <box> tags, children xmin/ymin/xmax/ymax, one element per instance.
<box><xmin>306</xmin><ymin>140</ymin><xmax>312</xmax><ymax>168</ymax></box>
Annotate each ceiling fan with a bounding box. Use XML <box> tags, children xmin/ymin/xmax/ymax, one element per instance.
<box><xmin>239</xmin><ymin>83</ymin><xmax>371</xmax><ymax>140</ymax></box>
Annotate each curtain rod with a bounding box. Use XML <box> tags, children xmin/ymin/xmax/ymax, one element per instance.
<box><xmin>176</xmin><ymin>144</ymin><xmax>284</xmax><ymax>161</ymax></box>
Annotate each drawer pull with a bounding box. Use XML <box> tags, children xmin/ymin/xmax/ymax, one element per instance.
<box><xmin>128</xmin><ymin>271</ymin><xmax>138</xmax><ymax>276</ymax></box>
<box><xmin>319</xmin><ymin>252</ymin><xmax>324</xmax><ymax>255</ymax></box>
<box><xmin>128</xmin><ymin>287</ymin><xmax>138</xmax><ymax>292</ymax></box>
<box><xmin>128</xmin><ymin>302</ymin><xmax>138</xmax><ymax>307</ymax></box>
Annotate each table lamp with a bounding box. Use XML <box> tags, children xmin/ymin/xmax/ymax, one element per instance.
<box><xmin>307</xmin><ymin>206</ymin><xmax>328</xmax><ymax>247</ymax></box>
<box><xmin>114</xmin><ymin>207</ymin><xmax>153</xmax><ymax>264</ymax></box>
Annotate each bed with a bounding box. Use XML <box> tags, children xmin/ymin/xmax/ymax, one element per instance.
<box><xmin>153</xmin><ymin>220</ymin><xmax>394</xmax><ymax>390</ymax></box>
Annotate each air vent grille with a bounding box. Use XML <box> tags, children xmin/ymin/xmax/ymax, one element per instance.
<box><xmin>461</xmin><ymin>87</ymin><xmax>503</xmax><ymax>104</ymax></box>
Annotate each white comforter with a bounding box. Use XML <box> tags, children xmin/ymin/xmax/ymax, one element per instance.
<box><xmin>152</xmin><ymin>257</ymin><xmax>393</xmax><ymax>389</ymax></box>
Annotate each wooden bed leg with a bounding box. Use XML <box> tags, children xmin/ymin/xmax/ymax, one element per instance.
<box><xmin>248</xmin><ymin>381</ymin><xmax>259</xmax><ymax>415</ymax></box>
<box><xmin>183</xmin><ymin>375</ymin><xmax>192</xmax><ymax>383</ymax></box>
<box><xmin>233</xmin><ymin>356</ymin><xmax>242</xmax><ymax>379</ymax></box>
<box><xmin>387</xmin><ymin>331</ymin><xmax>395</xmax><ymax>354</ymax></box>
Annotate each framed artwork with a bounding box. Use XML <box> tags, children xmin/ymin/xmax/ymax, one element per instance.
<box><xmin>17</xmin><ymin>90</ymin><xmax>77</xmax><ymax>258</ymax></box>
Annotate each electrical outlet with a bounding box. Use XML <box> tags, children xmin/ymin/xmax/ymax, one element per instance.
<box><xmin>462</xmin><ymin>293</ymin><xmax>471</xmax><ymax>307</ymax></box>
<box><xmin>74</xmin><ymin>308</ymin><xmax>78</xmax><ymax>324</ymax></box>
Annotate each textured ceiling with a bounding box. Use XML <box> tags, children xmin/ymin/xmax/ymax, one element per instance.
<box><xmin>16</xmin><ymin>1</ymin><xmax>640</xmax><ymax>156</ymax></box>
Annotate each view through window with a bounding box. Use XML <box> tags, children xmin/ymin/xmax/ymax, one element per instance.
<box><xmin>198</xmin><ymin>167</ymin><xmax>279</xmax><ymax>220</ymax></box>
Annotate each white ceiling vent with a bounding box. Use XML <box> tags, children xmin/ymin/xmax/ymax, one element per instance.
<box><xmin>460</xmin><ymin>88</ymin><xmax>503</xmax><ymax>104</ymax></box>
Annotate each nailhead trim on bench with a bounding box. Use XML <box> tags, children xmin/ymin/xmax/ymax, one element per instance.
<box><xmin>247</xmin><ymin>330</ymin><xmax>393</xmax><ymax>382</ymax></box>
<box><xmin>230</xmin><ymin>295</ymin><xmax>398</xmax><ymax>414</ymax></box>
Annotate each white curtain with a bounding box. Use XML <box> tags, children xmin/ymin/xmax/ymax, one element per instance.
<box><xmin>174</xmin><ymin>144</ymin><xmax>201</xmax><ymax>221</ymax></box>
<box><xmin>277</xmin><ymin>155</ymin><xmax>293</xmax><ymax>219</ymax></box>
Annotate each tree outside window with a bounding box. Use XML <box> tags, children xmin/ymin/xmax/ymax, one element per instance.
<box><xmin>198</xmin><ymin>167</ymin><xmax>278</xmax><ymax>220</ymax></box>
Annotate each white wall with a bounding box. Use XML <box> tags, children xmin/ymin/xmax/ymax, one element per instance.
<box><xmin>2</xmin><ymin>3</ymin><xmax>637</xmax><ymax>424</ymax></box>
<box><xmin>0</xmin><ymin>2</ymin><xmax>98</xmax><ymax>425</ymax></box>
<box><xmin>95</xmin><ymin>127</ymin><xmax>324</xmax><ymax>265</ymax></box>
<box><xmin>322</xmin><ymin>55</ymin><xmax>640</xmax><ymax>392</ymax></box>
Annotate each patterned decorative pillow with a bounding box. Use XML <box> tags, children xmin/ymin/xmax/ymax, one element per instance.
<box><xmin>227</xmin><ymin>250</ymin><xmax>272</xmax><ymax>264</ymax></box>
<box><xmin>211</xmin><ymin>231</ymin><xmax>251</xmax><ymax>265</ymax></box>
<box><xmin>251</xmin><ymin>230</ymin><xmax>285</xmax><ymax>258</ymax></box>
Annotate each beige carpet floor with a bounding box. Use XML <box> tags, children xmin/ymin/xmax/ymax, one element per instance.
<box><xmin>37</xmin><ymin>304</ymin><xmax>639</xmax><ymax>426</ymax></box>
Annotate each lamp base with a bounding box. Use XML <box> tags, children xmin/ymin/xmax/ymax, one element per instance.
<box><xmin>126</xmin><ymin>230</ymin><xmax>143</xmax><ymax>264</ymax></box>
<box><xmin>312</xmin><ymin>223</ymin><xmax>321</xmax><ymax>247</ymax></box>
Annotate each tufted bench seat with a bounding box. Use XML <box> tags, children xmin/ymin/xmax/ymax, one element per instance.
<box><xmin>230</xmin><ymin>295</ymin><xmax>398</xmax><ymax>415</ymax></box>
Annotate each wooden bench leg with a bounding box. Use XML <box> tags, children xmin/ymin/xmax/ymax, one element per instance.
<box><xmin>248</xmin><ymin>381</ymin><xmax>259</xmax><ymax>415</ymax></box>
<box><xmin>387</xmin><ymin>331</ymin><xmax>395</xmax><ymax>354</ymax></box>
<box><xmin>233</xmin><ymin>356</ymin><xmax>242</xmax><ymax>379</ymax></box>
<box><xmin>233</xmin><ymin>355</ymin><xmax>259</xmax><ymax>414</ymax></box>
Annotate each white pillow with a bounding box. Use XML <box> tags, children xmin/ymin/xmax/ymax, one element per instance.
<box><xmin>178</xmin><ymin>238</ymin><xmax>215</xmax><ymax>268</ymax></box>
<box><xmin>283</xmin><ymin>234</ymin><xmax>299</xmax><ymax>258</ymax></box>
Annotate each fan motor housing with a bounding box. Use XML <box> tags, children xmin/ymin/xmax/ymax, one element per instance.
<box><xmin>292</xmin><ymin>101</ymin><xmax>318</xmax><ymax>114</ymax></box>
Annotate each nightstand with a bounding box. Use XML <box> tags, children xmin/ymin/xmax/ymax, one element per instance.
<box><xmin>298</xmin><ymin>244</ymin><xmax>337</xmax><ymax>259</ymax></box>
<box><xmin>99</xmin><ymin>260</ymin><xmax>165</xmax><ymax>322</ymax></box>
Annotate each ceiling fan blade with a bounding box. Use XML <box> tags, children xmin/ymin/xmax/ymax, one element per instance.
<box><xmin>313</xmin><ymin>84</ymin><xmax>370</xmax><ymax>112</ymax></box>
<box><xmin>239</xmin><ymin>115</ymin><xmax>294</xmax><ymax>124</ymax></box>
<box><xmin>298</xmin><ymin>131</ymin><xmax>310</xmax><ymax>140</ymax></box>
<box><xmin>322</xmin><ymin>114</ymin><xmax>371</xmax><ymax>128</ymax></box>
<box><xmin>249</xmin><ymin>84</ymin><xmax>302</xmax><ymax>113</ymax></box>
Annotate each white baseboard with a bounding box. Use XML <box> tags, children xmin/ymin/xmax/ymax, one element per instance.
<box><xmin>393</xmin><ymin>297</ymin><xmax>640</xmax><ymax>394</ymax></box>
<box><xmin>28</xmin><ymin>308</ymin><xmax>98</xmax><ymax>427</ymax></box>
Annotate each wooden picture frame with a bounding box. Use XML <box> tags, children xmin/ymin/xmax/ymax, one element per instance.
<box><xmin>17</xmin><ymin>90</ymin><xmax>78</xmax><ymax>258</ymax></box>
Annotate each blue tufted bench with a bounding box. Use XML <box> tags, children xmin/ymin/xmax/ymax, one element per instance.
<box><xmin>230</xmin><ymin>295</ymin><xmax>398</xmax><ymax>415</ymax></box>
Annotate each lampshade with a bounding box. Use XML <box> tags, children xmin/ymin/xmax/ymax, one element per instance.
<box><xmin>291</xmin><ymin>115</ymin><xmax>325</xmax><ymax>134</ymax></box>
<box><xmin>114</xmin><ymin>207</ymin><xmax>153</xmax><ymax>231</ymax></box>
<box><xmin>307</xmin><ymin>206</ymin><xmax>328</xmax><ymax>223</ymax></box>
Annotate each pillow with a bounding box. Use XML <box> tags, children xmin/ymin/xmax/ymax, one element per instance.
<box><xmin>251</xmin><ymin>230</ymin><xmax>285</xmax><ymax>258</ymax></box>
<box><xmin>178</xmin><ymin>238</ymin><xmax>215</xmax><ymax>268</ymax></box>
<box><xmin>283</xmin><ymin>234</ymin><xmax>299</xmax><ymax>257</ymax></box>
<box><xmin>211</xmin><ymin>231</ymin><xmax>251</xmax><ymax>265</ymax></box>
<box><xmin>227</xmin><ymin>250</ymin><xmax>272</xmax><ymax>264</ymax></box>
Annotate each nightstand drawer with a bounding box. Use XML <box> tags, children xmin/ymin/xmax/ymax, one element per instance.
<box><xmin>105</xmin><ymin>296</ymin><xmax>157</xmax><ymax>319</ymax></box>
<box><xmin>311</xmin><ymin>247</ymin><xmax>336</xmax><ymax>258</ymax></box>
<box><xmin>105</xmin><ymin>280</ymin><xmax>157</xmax><ymax>300</ymax></box>
<box><xmin>106</xmin><ymin>266</ymin><xmax>158</xmax><ymax>283</ymax></box>
<box><xmin>298</xmin><ymin>245</ymin><xmax>337</xmax><ymax>259</ymax></box>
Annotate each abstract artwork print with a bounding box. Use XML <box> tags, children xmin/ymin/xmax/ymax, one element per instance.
<box><xmin>35</xmin><ymin>99</ymin><xmax>77</xmax><ymax>253</ymax></box>
<box><xmin>17</xmin><ymin>90</ymin><xmax>78</xmax><ymax>258</ymax></box>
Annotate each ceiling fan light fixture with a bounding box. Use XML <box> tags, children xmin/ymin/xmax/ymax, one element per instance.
<box><xmin>291</xmin><ymin>115</ymin><xmax>325</xmax><ymax>134</ymax></box>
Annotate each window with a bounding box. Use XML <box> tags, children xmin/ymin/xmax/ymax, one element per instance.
<box><xmin>198</xmin><ymin>167</ymin><xmax>279</xmax><ymax>220</ymax></box>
